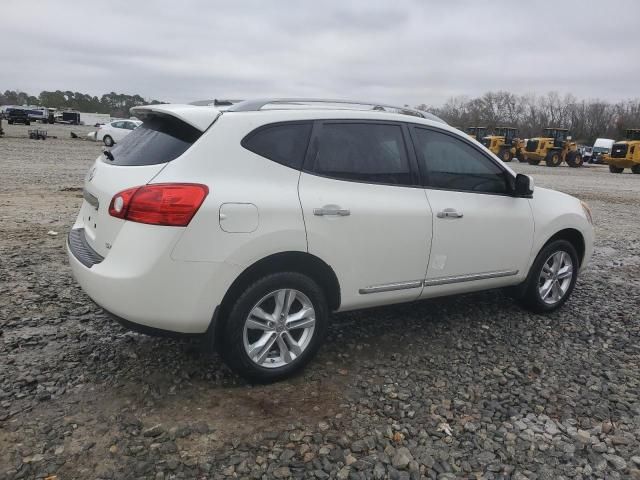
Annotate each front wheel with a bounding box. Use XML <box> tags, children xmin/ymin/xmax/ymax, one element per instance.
<box><xmin>499</xmin><ymin>147</ymin><xmax>513</xmax><ymax>162</ymax></box>
<box><xmin>609</xmin><ymin>165</ymin><xmax>624</xmax><ymax>174</ymax></box>
<box><xmin>220</xmin><ymin>272</ymin><xmax>329</xmax><ymax>382</ymax></box>
<box><xmin>545</xmin><ymin>151</ymin><xmax>562</xmax><ymax>167</ymax></box>
<box><xmin>527</xmin><ymin>157</ymin><xmax>541</xmax><ymax>166</ymax></box>
<box><xmin>566</xmin><ymin>151</ymin><xmax>583</xmax><ymax>168</ymax></box>
<box><xmin>631</xmin><ymin>164</ymin><xmax>640</xmax><ymax>174</ymax></box>
<box><xmin>103</xmin><ymin>135</ymin><xmax>114</xmax><ymax>147</ymax></box>
<box><xmin>516</xmin><ymin>240</ymin><xmax>579</xmax><ymax>313</ymax></box>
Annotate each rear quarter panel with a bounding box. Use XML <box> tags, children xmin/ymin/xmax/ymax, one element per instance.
<box><xmin>154</xmin><ymin>114</ymin><xmax>308</xmax><ymax>267</ymax></box>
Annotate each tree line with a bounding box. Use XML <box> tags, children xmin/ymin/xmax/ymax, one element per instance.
<box><xmin>416</xmin><ymin>91</ymin><xmax>640</xmax><ymax>144</ymax></box>
<box><xmin>0</xmin><ymin>90</ymin><xmax>164</xmax><ymax>118</ymax></box>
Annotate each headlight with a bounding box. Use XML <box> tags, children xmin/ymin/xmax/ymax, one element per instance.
<box><xmin>581</xmin><ymin>201</ymin><xmax>593</xmax><ymax>225</ymax></box>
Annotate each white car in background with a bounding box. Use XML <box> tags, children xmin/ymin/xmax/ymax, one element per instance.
<box><xmin>96</xmin><ymin>120</ymin><xmax>142</xmax><ymax>146</ymax></box>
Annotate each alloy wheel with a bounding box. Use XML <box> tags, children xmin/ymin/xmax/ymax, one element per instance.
<box><xmin>243</xmin><ymin>289</ymin><xmax>316</xmax><ymax>369</ymax></box>
<box><xmin>538</xmin><ymin>251</ymin><xmax>574</xmax><ymax>305</ymax></box>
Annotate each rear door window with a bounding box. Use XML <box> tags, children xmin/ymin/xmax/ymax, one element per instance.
<box><xmin>106</xmin><ymin>115</ymin><xmax>202</xmax><ymax>166</ymax></box>
<box><xmin>310</xmin><ymin>122</ymin><xmax>413</xmax><ymax>186</ymax></box>
<box><xmin>242</xmin><ymin>122</ymin><xmax>312</xmax><ymax>169</ymax></box>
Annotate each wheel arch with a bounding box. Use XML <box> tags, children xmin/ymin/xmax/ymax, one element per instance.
<box><xmin>542</xmin><ymin>228</ymin><xmax>586</xmax><ymax>266</ymax></box>
<box><xmin>214</xmin><ymin>251</ymin><xmax>341</xmax><ymax>340</ymax></box>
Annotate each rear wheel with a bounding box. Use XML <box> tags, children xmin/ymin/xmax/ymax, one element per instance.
<box><xmin>499</xmin><ymin>147</ymin><xmax>513</xmax><ymax>162</ymax></box>
<box><xmin>103</xmin><ymin>135</ymin><xmax>114</xmax><ymax>147</ymax></box>
<box><xmin>220</xmin><ymin>272</ymin><xmax>329</xmax><ymax>382</ymax></box>
<box><xmin>609</xmin><ymin>165</ymin><xmax>624</xmax><ymax>174</ymax></box>
<box><xmin>565</xmin><ymin>151</ymin><xmax>583</xmax><ymax>168</ymax></box>
<box><xmin>631</xmin><ymin>164</ymin><xmax>640</xmax><ymax>174</ymax></box>
<box><xmin>517</xmin><ymin>240</ymin><xmax>579</xmax><ymax>313</ymax></box>
<box><xmin>545</xmin><ymin>151</ymin><xmax>562</xmax><ymax>167</ymax></box>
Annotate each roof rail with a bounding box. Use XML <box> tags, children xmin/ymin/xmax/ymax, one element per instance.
<box><xmin>226</xmin><ymin>98</ymin><xmax>446</xmax><ymax>124</ymax></box>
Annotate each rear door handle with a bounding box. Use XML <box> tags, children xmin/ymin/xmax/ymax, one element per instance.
<box><xmin>313</xmin><ymin>207</ymin><xmax>351</xmax><ymax>216</ymax></box>
<box><xmin>437</xmin><ymin>208</ymin><xmax>463</xmax><ymax>219</ymax></box>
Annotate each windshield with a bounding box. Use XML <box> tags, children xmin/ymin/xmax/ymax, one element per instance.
<box><xmin>592</xmin><ymin>146</ymin><xmax>609</xmax><ymax>153</ymax></box>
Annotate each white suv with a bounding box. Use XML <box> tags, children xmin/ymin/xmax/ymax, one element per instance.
<box><xmin>68</xmin><ymin>99</ymin><xmax>594</xmax><ymax>382</ymax></box>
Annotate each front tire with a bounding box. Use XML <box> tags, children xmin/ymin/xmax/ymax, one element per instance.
<box><xmin>631</xmin><ymin>164</ymin><xmax>640</xmax><ymax>174</ymax></box>
<box><xmin>609</xmin><ymin>165</ymin><xmax>624</xmax><ymax>173</ymax></box>
<box><xmin>566</xmin><ymin>151</ymin><xmax>583</xmax><ymax>168</ymax></box>
<box><xmin>220</xmin><ymin>272</ymin><xmax>329</xmax><ymax>382</ymax></box>
<box><xmin>527</xmin><ymin>157</ymin><xmax>541</xmax><ymax>165</ymax></box>
<box><xmin>545</xmin><ymin>151</ymin><xmax>562</xmax><ymax>167</ymax></box>
<box><xmin>517</xmin><ymin>240</ymin><xmax>579</xmax><ymax>313</ymax></box>
<box><xmin>103</xmin><ymin>135</ymin><xmax>114</xmax><ymax>147</ymax></box>
<box><xmin>499</xmin><ymin>147</ymin><xmax>513</xmax><ymax>162</ymax></box>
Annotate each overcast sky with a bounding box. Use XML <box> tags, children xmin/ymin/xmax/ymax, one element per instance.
<box><xmin>2</xmin><ymin>0</ymin><xmax>638</xmax><ymax>107</ymax></box>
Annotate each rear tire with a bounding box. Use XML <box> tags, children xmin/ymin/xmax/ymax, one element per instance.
<box><xmin>219</xmin><ymin>272</ymin><xmax>329</xmax><ymax>383</ymax></box>
<box><xmin>545</xmin><ymin>151</ymin><xmax>562</xmax><ymax>167</ymax></box>
<box><xmin>565</xmin><ymin>151</ymin><xmax>583</xmax><ymax>168</ymax></box>
<box><xmin>609</xmin><ymin>165</ymin><xmax>624</xmax><ymax>174</ymax></box>
<box><xmin>103</xmin><ymin>135</ymin><xmax>114</xmax><ymax>147</ymax></box>
<box><xmin>516</xmin><ymin>240</ymin><xmax>579</xmax><ymax>314</ymax></box>
<box><xmin>631</xmin><ymin>165</ymin><xmax>640</xmax><ymax>174</ymax></box>
<box><xmin>499</xmin><ymin>147</ymin><xmax>513</xmax><ymax>162</ymax></box>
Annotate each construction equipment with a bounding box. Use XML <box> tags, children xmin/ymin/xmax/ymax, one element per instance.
<box><xmin>524</xmin><ymin>128</ymin><xmax>582</xmax><ymax>167</ymax></box>
<box><xmin>465</xmin><ymin>126</ymin><xmax>488</xmax><ymax>142</ymax></box>
<box><xmin>28</xmin><ymin>129</ymin><xmax>48</xmax><ymax>140</ymax></box>
<box><xmin>481</xmin><ymin>127</ymin><xmax>526</xmax><ymax>162</ymax></box>
<box><xmin>604</xmin><ymin>129</ymin><xmax>640</xmax><ymax>174</ymax></box>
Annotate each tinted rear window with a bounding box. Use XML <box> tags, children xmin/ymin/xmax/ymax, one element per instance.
<box><xmin>242</xmin><ymin>122</ymin><xmax>312</xmax><ymax>169</ymax></box>
<box><xmin>311</xmin><ymin>122</ymin><xmax>413</xmax><ymax>186</ymax></box>
<box><xmin>106</xmin><ymin>115</ymin><xmax>202</xmax><ymax>166</ymax></box>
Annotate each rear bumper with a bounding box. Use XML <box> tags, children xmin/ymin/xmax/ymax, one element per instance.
<box><xmin>67</xmin><ymin>225</ymin><xmax>240</xmax><ymax>334</ymax></box>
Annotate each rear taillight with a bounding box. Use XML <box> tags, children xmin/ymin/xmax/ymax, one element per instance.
<box><xmin>108</xmin><ymin>183</ymin><xmax>209</xmax><ymax>226</ymax></box>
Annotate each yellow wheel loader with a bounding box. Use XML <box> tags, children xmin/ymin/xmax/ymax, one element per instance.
<box><xmin>481</xmin><ymin>127</ymin><xmax>526</xmax><ymax>162</ymax></box>
<box><xmin>524</xmin><ymin>128</ymin><xmax>582</xmax><ymax>168</ymax></box>
<box><xmin>604</xmin><ymin>129</ymin><xmax>640</xmax><ymax>174</ymax></box>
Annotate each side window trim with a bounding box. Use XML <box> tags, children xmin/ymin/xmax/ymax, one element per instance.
<box><xmin>409</xmin><ymin>124</ymin><xmax>516</xmax><ymax>196</ymax></box>
<box><xmin>240</xmin><ymin>120</ymin><xmax>313</xmax><ymax>170</ymax></box>
<box><xmin>302</xmin><ymin>119</ymin><xmax>421</xmax><ymax>188</ymax></box>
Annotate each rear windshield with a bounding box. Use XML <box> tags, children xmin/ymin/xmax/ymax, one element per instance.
<box><xmin>106</xmin><ymin>115</ymin><xmax>202</xmax><ymax>166</ymax></box>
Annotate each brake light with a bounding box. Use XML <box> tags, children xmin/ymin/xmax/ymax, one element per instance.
<box><xmin>108</xmin><ymin>183</ymin><xmax>209</xmax><ymax>226</ymax></box>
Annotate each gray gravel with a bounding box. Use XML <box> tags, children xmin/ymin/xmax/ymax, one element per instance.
<box><xmin>1</xmin><ymin>125</ymin><xmax>640</xmax><ymax>480</ymax></box>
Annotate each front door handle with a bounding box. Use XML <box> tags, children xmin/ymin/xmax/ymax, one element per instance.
<box><xmin>437</xmin><ymin>208</ymin><xmax>463</xmax><ymax>219</ymax></box>
<box><xmin>313</xmin><ymin>207</ymin><xmax>351</xmax><ymax>216</ymax></box>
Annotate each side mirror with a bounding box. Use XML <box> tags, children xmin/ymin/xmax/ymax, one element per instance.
<box><xmin>514</xmin><ymin>174</ymin><xmax>534</xmax><ymax>197</ymax></box>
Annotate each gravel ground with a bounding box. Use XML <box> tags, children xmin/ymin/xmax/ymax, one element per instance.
<box><xmin>1</xmin><ymin>123</ymin><xmax>639</xmax><ymax>480</ymax></box>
